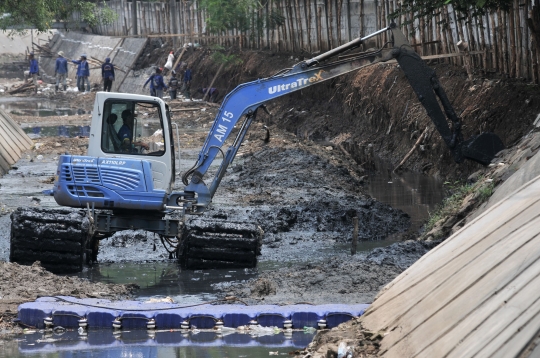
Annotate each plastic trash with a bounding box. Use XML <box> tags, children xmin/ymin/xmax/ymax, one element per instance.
<box><xmin>337</xmin><ymin>341</ymin><xmax>347</xmax><ymax>358</ymax></box>
<box><xmin>303</xmin><ymin>326</ymin><xmax>316</xmax><ymax>333</ymax></box>
<box><xmin>42</xmin><ymin>189</ymin><xmax>54</xmax><ymax>196</ymax></box>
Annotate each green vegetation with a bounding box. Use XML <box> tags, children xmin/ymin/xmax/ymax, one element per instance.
<box><xmin>199</xmin><ymin>0</ymin><xmax>284</xmax><ymax>41</ymax></box>
<box><xmin>209</xmin><ymin>44</ymin><xmax>243</xmax><ymax>66</ymax></box>
<box><xmin>0</xmin><ymin>0</ymin><xmax>117</xmax><ymax>33</ymax></box>
<box><xmin>199</xmin><ymin>0</ymin><xmax>259</xmax><ymax>33</ymax></box>
<box><xmin>424</xmin><ymin>179</ymin><xmax>495</xmax><ymax>233</ymax></box>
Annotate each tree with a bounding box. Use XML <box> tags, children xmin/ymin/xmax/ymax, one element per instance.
<box><xmin>0</xmin><ymin>0</ymin><xmax>117</xmax><ymax>33</ymax></box>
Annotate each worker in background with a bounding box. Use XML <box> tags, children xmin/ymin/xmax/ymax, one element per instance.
<box><xmin>28</xmin><ymin>52</ymin><xmax>39</xmax><ymax>94</ymax></box>
<box><xmin>143</xmin><ymin>68</ymin><xmax>157</xmax><ymax>96</ymax></box>
<box><xmin>72</xmin><ymin>54</ymin><xmax>90</xmax><ymax>92</ymax></box>
<box><xmin>54</xmin><ymin>51</ymin><xmax>68</xmax><ymax>93</ymax></box>
<box><xmin>102</xmin><ymin>57</ymin><xmax>115</xmax><ymax>92</ymax></box>
<box><xmin>143</xmin><ymin>68</ymin><xmax>167</xmax><ymax>98</ymax></box>
<box><xmin>117</xmin><ymin>109</ymin><xmax>149</xmax><ymax>152</ymax></box>
<box><xmin>168</xmin><ymin>70</ymin><xmax>179</xmax><ymax>100</ymax></box>
<box><xmin>164</xmin><ymin>50</ymin><xmax>174</xmax><ymax>75</ymax></box>
<box><xmin>197</xmin><ymin>87</ymin><xmax>219</xmax><ymax>103</ymax></box>
<box><xmin>182</xmin><ymin>63</ymin><xmax>192</xmax><ymax>101</ymax></box>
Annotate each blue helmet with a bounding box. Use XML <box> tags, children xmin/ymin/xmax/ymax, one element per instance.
<box><xmin>105</xmin><ymin>57</ymin><xmax>111</xmax><ymax>62</ymax></box>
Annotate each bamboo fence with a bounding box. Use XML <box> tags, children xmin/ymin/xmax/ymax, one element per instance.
<box><xmin>89</xmin><ymin>0</ymin><xmax>540</xmax><ymax>83</ymax></box>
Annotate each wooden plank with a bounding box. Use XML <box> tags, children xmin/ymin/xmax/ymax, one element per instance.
<box><xmin>450</xmin><ymin>267</ymin><xmax>540</xmax><ymax>357</ymax></box>
<box><xmin>170</xmin><ymin>108</ymin><xmax>202</xmax><ymax>112</ymax></box>
<box><xmin>380</xmin><ymin>217</ymin><xmax>540</xmax><ymax>356</ymax></box>
<box><xmin>0</xmin><ymin>115</ymin><xmax>30</xmax><ymax>153</ymax></box>
<box><xmin>0</xmin><ymin>142</ymin><xmax>12</xmax><ymax>174</ymax></box>
<box><xmin>363</xmin><ymin>184</ymin><xmax>540</xmax><ymax>325</ymax></box>
<box><xmin>489</xmin><ymin>300</ymin><xmax>540</xmax><ymax>358</ymax></box>
<box><xmin>360</xmin><ymin>176</ymin><xmax>540</xmax><ymax>358</ymax></box>
<box><xmin>0</xmin><ymin>109</ymin><xmax>33</xmax><ymax>149</ymax></box>
<box><xmin>417</xmin><ymin>257</ymin><xmax>540</xmax><ymax>357</ymax></box>
<box><xmin>0</xmin><ymin>122</ymin><xmax>21</xmax><ymax>163</ymax></box>
<box><xmin>366</xmin><ymin>190</ymin><xmax>540</xmax><ymax>310</ymax></box>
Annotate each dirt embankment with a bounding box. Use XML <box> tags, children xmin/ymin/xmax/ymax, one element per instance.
<box><xmin>174</xmin><ymin>47</ymin><xmax>538</xmax><ymax>180</ymax></box>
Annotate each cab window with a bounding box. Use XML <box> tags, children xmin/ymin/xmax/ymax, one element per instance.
<box><xmin>101</xmin><ymin>100</ymin><xmax>166</xmax><ymax>156</ymax></box>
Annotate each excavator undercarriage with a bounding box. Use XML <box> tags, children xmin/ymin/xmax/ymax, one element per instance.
<box><xmin>10</xmin><ymin>207</ymin><xmax>262</xmax><ymax>273</ymax></box>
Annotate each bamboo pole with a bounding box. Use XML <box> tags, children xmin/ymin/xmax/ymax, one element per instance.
<box><xmin>465</xmin><ymin>12</ymin><xmax>477</xmax><ymax>66</ymax></box>
<box><xmin>527</xmin><ymin>0</ymin><xmax>540</xmax><ymax>83</ymax></box>
<box><xmin>360</xmin><ymin>0</ymin><xmax>364</xmax><ymax>37</ymax></box>
<box><xmin>337</xmin><ymin>0</ymin><xmax>343</xmax><ymax>45</ymax></box>
<box><xmin>443</xmin><ymin>7</ymin><xmax>455</xmax><ymax>66</ymax></box>
<box><xmin>281</xmin><ymin>1</ymin><xmax>289</xmax><ymax>51</ymax></box>
<box><xmin>454</xmin><ymin>8</ymin><xmax>466</xmax><ymax>65</ymax></box>
<box><xmin>306</xmin><ymin>0</ymin><xmax>312</xmax><ymax>52</ymax></box>
<box><xmin>419</xmin><ymin>16</ymin><xmax>425</xmax><ymax>56</ymax></box>
<box><xmin>317</xmin><ymin>6</ymin><xmax>323</xmax><ymax>51</ymax></box>
<box><xmin>289</xmin><ymin>0</ymin><xmax>297</xmax><ymax>52</ymax></box>
<box><xmin>515</xmin><ymin>0</ymin><xmax>523</xmax><ymax>78</ymax></box>
<box><xmin>328</xmin><ymin>0</ymin><xmax>334</xmax><ymax>49</ymax></box>
<box><xmin>374</xmin><ymin>0</ymin><xmax>379</xmax><ymax>47</ymax></box>
<box><xmin>525</xmin><ymin>0</ymin><xmax>532</xmax><ymax>80</ymax></box>
<box><xmin>509</xmin><ymin>2</ymin><xmax>517</xmax><ymax>77</ymax></box>
<box><xmin>441</xmin><ymin>11</ymin><xmax>450</xmax><ymax>61</ymax></box>
<box><xmin>295</xmin><ymin>0</ymin><xmax>305</xmax><ymax>50</ymax></box>
<box><xmin>490</xmin><ymin>11</ymin><xmax>499</xmax><ymax>71</ymax></box>
<box><xmin>477</xmin><ymin>14</ymin><xmax>488</xmax><ymax>71</ymax></box>
<box><xmin>497</xmin><ymin>9</ymin><xmax>508</xmax><ymax>74</ymax></box>
<box><xmin>436</xmin><ymin>10</ymin><xmax>442</xmax><ymax>59</ymax></box>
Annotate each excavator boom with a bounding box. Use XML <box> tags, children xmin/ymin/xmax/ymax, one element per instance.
<box><xmin>181</xmin><ymin>23</ymin><xmax>504</xmax><ymax>213</ymax></box>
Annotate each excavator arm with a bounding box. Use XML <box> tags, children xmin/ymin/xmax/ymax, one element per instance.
<box><xmin>176</xmin><ymin>23</ymin><xmax>504</xmax><ymax>214</ymax></box>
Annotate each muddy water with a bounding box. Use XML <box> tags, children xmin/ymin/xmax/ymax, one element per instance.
<box><xmin>0</xmin><ymin>117</ymin><xmax>442</xmax><ymax>356</ymax></box>
<box><xmin>365</xmin><ymin>169</ymin><xmax>443</xmax><ymax>233</ymax></box>
<box><xmin>0</xmin><ymin>97</ymin><xmax>89</xmax><ymax>117</ymax></box>
<box><xmin>0</xmin><ymin>330</ymin><xmax>315</xmax><ymax>357</ymax></box>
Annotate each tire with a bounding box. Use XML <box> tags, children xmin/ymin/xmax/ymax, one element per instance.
<box><xmin>10</xmin><ymin>207</ymin><xmax>92</xmax><ymax>273</ymax></box>
<box><xmin>178</xmin><ymin>218</ymin><xmax>263</xmax><ymax>269</ymax></box>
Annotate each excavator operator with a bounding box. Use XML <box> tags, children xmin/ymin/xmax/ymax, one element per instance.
<box><xmin>117</xmin><ymin>109</ymin><xmax>149</xmax><ymax>153</ymax></box>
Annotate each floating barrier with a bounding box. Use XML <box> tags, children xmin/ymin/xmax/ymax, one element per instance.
<box><xmin>17</xmin><ymin>296</ymin><xmax>369</xmax><ymax>331</ymax></box>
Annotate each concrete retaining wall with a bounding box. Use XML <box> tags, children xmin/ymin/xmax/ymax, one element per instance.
<box><xmin>39</xmin><ymin>32</ymin><xmax>147</xmax><ymax>93</ymax></box>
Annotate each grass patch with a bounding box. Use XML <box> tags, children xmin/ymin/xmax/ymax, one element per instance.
<box><xmin>424</xmin><ymin>179</ymin><xmax>494</xmax><ymax>233</ymax></box>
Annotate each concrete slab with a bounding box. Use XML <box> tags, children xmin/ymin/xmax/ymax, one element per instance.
<box><xmin>38</xmin><ymin>31</ymin><xmax>147</xmax><ymax>91</ymax></box>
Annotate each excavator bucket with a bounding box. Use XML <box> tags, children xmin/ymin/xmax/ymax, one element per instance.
<box><xmin>460</xmin><ymin>132</ymin><xmax>505</xmax><ymax>166</ymax></box>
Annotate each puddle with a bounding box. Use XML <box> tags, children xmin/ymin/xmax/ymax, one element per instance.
<box><xmin>75</xmin><ymin>262</ymin><xmax>258</xmax><ymax>303</ymax></box>
<box><xmin>1</xmin><ymin>329</ymin><xmax>314</xmax><ymax>358</ymax></box>
<box><xmin>0</xmin><ymin>97</ymin><xmax>90</xmax><ymax>117</ymax></box>
<box><xmin>365</xmin><ymin>166</ymin><xmax>444</xmax><ymax>233</ymax></box>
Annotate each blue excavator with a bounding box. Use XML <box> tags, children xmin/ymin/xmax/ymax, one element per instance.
<box><xmin>10</xmin><ymin>24</ymin><xmax>504</xmax><ymax>273</ymax></box>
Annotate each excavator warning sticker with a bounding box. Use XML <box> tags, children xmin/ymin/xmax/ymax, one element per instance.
<box><xmin>268</xmin><ymin>70</ymin><xmax>325</xmax><ymax>94</ymax></box>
